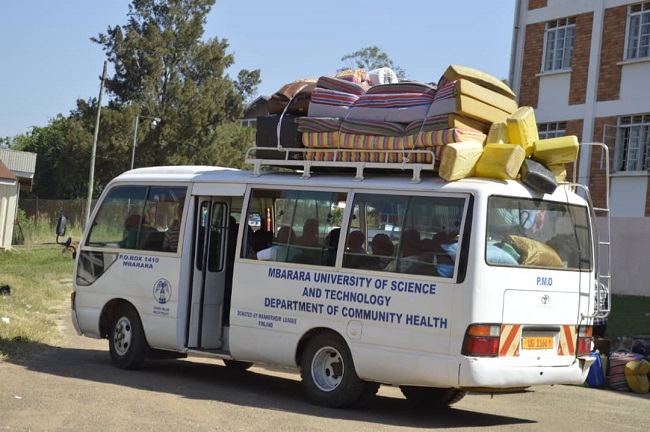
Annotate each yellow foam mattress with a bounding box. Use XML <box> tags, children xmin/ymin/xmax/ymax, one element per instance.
<box><xmin>532</xmin><ymin>135</ymin><xmax>579</xmax><ymax>165</ymax></box>
<box><xmin>486</xmin><ymin>122</ymin><xmax>509</xmax><ymax>144</ymax></box>
<box><xmin>439</xmin><ymin>140</ymin><xmax>484</xmax><ymax>181</ymax></box>
<box><xmin>451</xmin><ymin>79</ymin><xmax>518</xmax><ymax>114</ymax></box>
<box><xmin>441</xmin><ymin>64</ymin><xmax>517</xmax><ymax>99</ymax></box>
<box><xmin>475</xmin><ymin>143</ymin><xmax>526</xmax><ymax>180</ymax></box>
<box><xmin>506</xmin><ymin>106</ymin><xmax>538</xmax><ymax>157</ymax></box>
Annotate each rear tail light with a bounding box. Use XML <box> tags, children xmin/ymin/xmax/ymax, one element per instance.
<box><xmin>462</xmin><ymin>324</ymin><xmax>501</xmax><ymax>357</ymax></box>
<box><xmin>576</xmin><ymin>326</ymin><xmax>592</xmax><ymax>356</ymax></box>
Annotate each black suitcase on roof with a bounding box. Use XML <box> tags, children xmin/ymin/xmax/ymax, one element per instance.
<box><xmin>520</xmin><ymin>158</ymin><xmax>557</xmax><ymax>194</ymax></box>
<box><xmin>255</xmin><ymin>114</ymin><xmax>303</xmax><ymax>160</ymax></box>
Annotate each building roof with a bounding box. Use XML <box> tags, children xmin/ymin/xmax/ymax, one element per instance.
<box><xmin>0</xmin><ymin>148</ymin><xmax>37</xmax><ymax>190</ymax></box>
<box><xmin>0</xmin><ymin>160</ymin><xmax>17</xmax><ymax>184</ymax></box>
<box><xmin>242</xmin><ymin>95</ymin><xmax>271</xmax><ymax>120</ymax></box>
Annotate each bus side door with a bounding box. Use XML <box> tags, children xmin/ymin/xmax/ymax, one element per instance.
<box><xmin>187</xmin><ymin>197</ymin><xmax>234</xmax><ymax>350</ymax></box>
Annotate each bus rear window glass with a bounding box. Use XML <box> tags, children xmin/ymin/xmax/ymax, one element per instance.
<box><xmin>486</xmin><ymin>196</ymin><xmax>592</xmax><ymax>270</ymax></box>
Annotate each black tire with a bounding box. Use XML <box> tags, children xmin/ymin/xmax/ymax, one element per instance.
<box><xmin>399</xmin><ymin>386</ymin><xmax>466</xmax><ymax>407</ymax></box>
<box><xmin>299</xmin><ymin>333</ymin><xmax>366</xmax><ymax>408</ymax></box>
<box><xmin>223</xmin><ymin>359</ymin><xmax>254</xmax><ymax>371</ymax></box>
<box><xmin>108</xmin><ymin>303</ymin><xmax>148</xmax><ymax>370</ymax></box>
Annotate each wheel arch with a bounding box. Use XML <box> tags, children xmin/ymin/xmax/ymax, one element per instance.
<box><xmin>99</xmin><ymin>298</ymin><xmax>138</xmax><ymax>339</ymax></box>
<box><xmin>295</xmin><ymin>327</ymin><xmax>346</xmax><ymax>367</ymax></box>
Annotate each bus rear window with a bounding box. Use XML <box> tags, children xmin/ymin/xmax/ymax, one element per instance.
<box><xmin>486</xmin><ymin>196</ymin><xmax>592</xmax><ymax>270</ymax></box>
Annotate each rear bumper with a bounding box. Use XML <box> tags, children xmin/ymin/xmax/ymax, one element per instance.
<box><xmin>458</xmin><ymin>355</ymin><xmax>595</xmax><ymax>389</ymax></box>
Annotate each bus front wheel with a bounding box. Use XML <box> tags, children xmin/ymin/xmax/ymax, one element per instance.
<box><xmin>108</xmin><ymin>303</ymin><xmax>148</xmax><ymax>370</ymax></box>
<box><xmin>299</xmin><ymin>333</ymin><xmax>366</xmax><ymax>408</ymax></box>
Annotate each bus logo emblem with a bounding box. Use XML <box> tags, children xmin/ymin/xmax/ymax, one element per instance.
<box><xmin>541</xmin><ymin>295</ymin><xmax>550</xmax><ymax>305</ymax></box>
<box><xmin>153</xmin><ymin>279</ymin><xmax>172</xmax><ymax>304</ymax></box>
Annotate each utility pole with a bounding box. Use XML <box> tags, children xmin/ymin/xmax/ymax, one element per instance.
<box><xmin>85</xmin><ymin>61</ymin><xmax>107</xmax><ymax>227</ymax></box>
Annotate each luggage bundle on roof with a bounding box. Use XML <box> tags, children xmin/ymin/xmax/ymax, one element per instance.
<box><xmin>249</xmin><ymin>65</ymin><xmax>579</xmax><ymax>191</ymax></box>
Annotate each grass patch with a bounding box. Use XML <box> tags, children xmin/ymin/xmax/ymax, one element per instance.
<box><xmin>0</xmin><ymin>246</ymin><xmax>74</xmax><ymax>360</ymax></box>
<box><xmin>606</xmin><ymin>294</ymin><xmax>650</xmax><ymax>338</ymax></box>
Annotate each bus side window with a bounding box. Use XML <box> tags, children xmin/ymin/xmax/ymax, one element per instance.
<box><xmin>343</xmin><ymin>192</ymin><xmax>465</xmax><ymax>278</ymax></box>
<box><xmin>244</xmin><ymin>188</ymin><xmax>347</xmax><ymax>267</ymax></box>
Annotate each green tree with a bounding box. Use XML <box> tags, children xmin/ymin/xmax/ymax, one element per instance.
<box><xmin>93</xmin><ymin>0</ymin><xmax>260</xmax><ymax>168</ymax></box>
<box><xmin>6</xmin><ymin>0</ymin><xmax>262</xmax><ymax>199</ymax></box>
<box><xmin>340</xmin><ymin>46</ymin><xmax>406</xmax><ymax>79</ymax></box>
<box><xmin>11</xmin><ymin>116</ymin><xmax>88</xmax><ymax>199</ymax></box>
<box><xmin>235</xmin><ymin>69</ymin><xmax>262</xmax><ymax>105</ymax></box>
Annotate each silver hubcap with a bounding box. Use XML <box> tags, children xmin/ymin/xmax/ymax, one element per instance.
<box><xmin>311</xmin><ymin>346</ymin><xmax>344</xmax><ymax>392</ymax></box>
<box><xmin>113</xmin><ymin>316</ymin><xmax>132</xmax><ymax>356</ymax></box>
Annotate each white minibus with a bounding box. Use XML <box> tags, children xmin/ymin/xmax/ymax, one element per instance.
<box><xmin>58</xmin><ymin>152</ymin><xmax>609</xmax><ymax>408</ymax></box>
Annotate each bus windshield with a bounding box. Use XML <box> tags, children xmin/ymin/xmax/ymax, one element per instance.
<box><xmin>486</xmin><ymin>196</ymin><xmax>592</xmax><ymax>270</ymax></box>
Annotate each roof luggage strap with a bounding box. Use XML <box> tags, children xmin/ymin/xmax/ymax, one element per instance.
<box><xmin>244</xmin><ymin>147</ymin><xmax>436</xmax><ymax>183</ymax></box>
<box><xmin>276</xmin><ymin>84</ymin><xmax>310</xmax><ymax>152</ymax></box>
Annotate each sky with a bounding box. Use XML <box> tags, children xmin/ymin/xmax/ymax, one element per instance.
<box><xmin>0</xmin><ymin>0</ymin><xmax>516</xmax><ymax>138</ymax></box>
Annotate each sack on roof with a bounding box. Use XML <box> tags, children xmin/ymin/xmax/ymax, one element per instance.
<box><xmin>268</xmin><ymin>78</ymin><xmax>317</xmax><ymax>116</ymax></box>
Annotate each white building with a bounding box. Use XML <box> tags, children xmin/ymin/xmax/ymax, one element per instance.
<box><xmin>510</xmin><ymin>0</ymin><xmax>650</xmax><ymax>296</ymax></box>
<box><xmin>0</xmin><ymin>149</ymin><xmax>37</xmax><ymax>250</ymax></box>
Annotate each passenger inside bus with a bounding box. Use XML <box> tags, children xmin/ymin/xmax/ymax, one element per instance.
<box><xmin>384</xmin><ymin>229</ymin><xmax>423</xmax><ymax>273</ymax></box>
<box><xmin>294</xmin><ymin>218</ymin><xmax>324</xmax><ymax>264</ymax></box>
<box><xmin>343</xmin><ymin>230</ymin><xmax>370</xmax><ymax>269</ymax></box>
<box><xmin>121</xmin><ymin>214</ymin><xmax>158</xmax><ymax>249</ymax></box>
<box><xmin>248</xmin><ymin>229</ymin><xmax>273</xmax><ymax>259</ymax></box>
<box><xmin>362</xmin><ymin>233</ymin><xmax>394</xmax><ymax>270</ymax></box>
<box><xmin>162</xmin><ymin>202</ymin><xmax>184</xmax><ymax>252</ymax></box>
<box><xmin>324</xmin><ymin>228</ymin><xmax>341</xmax><ymax>266</ymax></box>
<box><xmin>298</xmin><ymin>218</ymin><xmax>320</xmax><ymax>247</ymax></box>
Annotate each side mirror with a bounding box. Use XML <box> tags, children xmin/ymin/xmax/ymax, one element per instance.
<box><xmin>56</xmin><ymin>216</ymin><xmax>68</xmax><ymax>237</ymax></box>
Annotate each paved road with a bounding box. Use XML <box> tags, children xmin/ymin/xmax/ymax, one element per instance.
<box><xmin>2</xmin><ymin>315</ymin><xmax>648</xmax><ymax>431</ymax></box>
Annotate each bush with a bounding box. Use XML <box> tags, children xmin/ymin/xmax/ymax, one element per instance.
<box><xmin>11</xmin><ymin>209</ymin><xmax>27</xmax><ymax>245</ymax></box>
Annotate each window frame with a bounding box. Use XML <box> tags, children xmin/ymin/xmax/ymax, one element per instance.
<box><xmin>485</xmin><ymin>196</ymin><xmax>593</xmax><ymax>271</ymax></box>
<box><xmin>341</xmin><ymin>191</ymin><xmax>470</xmax><ymax>280</ymax></box>
<box><xmin>625</xmin><ymin>2</ymin><xmax>650</xmax><ymax>61</ymax></box>
<box><xmin>242</xmin><ymin>187</ymin><xmax>348</xmax><ymax>267</ymax></box>
<box><xmin>537</xmin><ymin>122</ymin><xmax>567</xmax><ymax>140</ymax></box>
<box><xmin>613</xmin><ymin>114</ymin><xmax>650</xmax><ymax>173</ymax></box>
<box><xmin>84</xmin><ymin>184</ymin><xmax>188</xmax><ymax>252</ymax></box>
<box><xmin>542</xmin><ymin>17</ymin><xmax>576</xmax><ymax>72</ymax></box>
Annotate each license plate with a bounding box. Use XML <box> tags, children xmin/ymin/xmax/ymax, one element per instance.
<box><xmin>522</xmin><ymin>336</ymin><xmax>554</xmax><ymax>350</ymax></box>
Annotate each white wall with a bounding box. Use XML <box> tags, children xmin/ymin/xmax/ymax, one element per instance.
<box><xmin>610</xmin><ymin>176</ymin><xmax>648</xmax><ymax>217</ymax></box>
<box><xmin>0</xmin><ymin>183</ymin><xmax>18</xmax><ymax>250</ymax></box>
<box><xmin>606</xmin><ymin>217</ymin><xmax>650</xmax><ymax>297</ymax></box>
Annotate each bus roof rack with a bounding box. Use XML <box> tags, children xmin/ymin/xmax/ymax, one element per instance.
<box><xmin>244</xmin><ymin>147</ymin><xmax>437</xmax><ymax>183</ymax></box>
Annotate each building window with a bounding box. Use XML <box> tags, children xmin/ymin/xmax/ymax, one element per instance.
<box><xmin>614</xmin><ymin>114</ymin><xmax>650</xmax><ymax>172</ymax></box>
<box><xmin>626</xmin><ymin>2</ymin><xmax>650</xmax><ymax>60</ymax></box>
<box><xmin>538</xmin><ymin>122</ymin><xmax>567</xmax><ymax>139</ymax></box>
<box><xmin>543</xmin><ymin>17</ymin><xmax>575</xmax><ymax>72</ymax></box>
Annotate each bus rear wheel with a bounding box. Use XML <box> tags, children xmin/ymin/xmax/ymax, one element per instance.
<box><xmin>300</xmin><ymin>333</ymin><xmax>366</xmax><ymax>408</ymax></box>
<box><xmin>399</xmin><ymin>386</ymin><xmax>466</xmax><ymax>407</ymax></box>
<box><xmin>108</xmin><ymin>303</ymin><xmax>148</xmax><ymax>370</ymax></box>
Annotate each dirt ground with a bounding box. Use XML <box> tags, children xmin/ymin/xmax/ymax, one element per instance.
<box><xmin>2</xmin><ymin>311</ymin><xmax>650</xmax><ymax>432</ymax></box>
